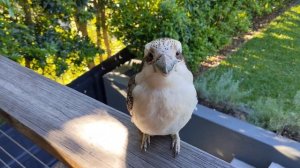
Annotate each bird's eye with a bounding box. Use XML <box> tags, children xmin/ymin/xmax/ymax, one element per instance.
<box><xmin>176</xmin><ymin>51</ymin><xmax>183</xmax><ymax>60</ymax></box>
<box><xmin>145</xmin><ymin>53</ymin><xmax>154</xmax><ymax>63</ymax></box>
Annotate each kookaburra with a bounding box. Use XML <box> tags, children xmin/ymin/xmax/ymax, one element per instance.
<box><xmin>126</xmin><ymin>38</ymin><xmax>198</xmax><ymax>156</ymax></box>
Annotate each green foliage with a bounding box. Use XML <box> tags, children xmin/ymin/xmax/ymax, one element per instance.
<box><xmin>198</xmin><ymin>4</ymin><xmax>300</xmax><ymax>134</ymax></box>
<box><xmin>0</xmin><ymin>0</ymin><xmax>15</xmax><ymax>17</ymax></box>
<box><xmin>248</xmin><ymin>98</ymin><xmax>286</xmax><ymax>131</ymax></box>
<box><xmin>195</xmin><ymin>70</ymin><xmax>250</xmax><ymax>110</ymax></box>
<box><xmin>242</xmin><ymin>0</ymin><xmax>288</xmax><ymax>16</ymax></box>
<box><xmin>248</xmin><ymin>96</ymin><xmax>300</xmax><ymax>133</ymax></box>
<box><xmin>109</xmin><ymin>0</ymin><xmax>290</xmax><ymax>72</ymax></box>
<box><xmin>0</xmin><ymin>0</ymin><xmax>290</xmax><ymax>80</ymax></box>
<box><xmin>0</xmin><ymin>0</ymin><xmax>102</xmax><ymax>78</ymax></box>
<box><xmin>293</xmin><ymin>91</ymin><xmax>300</xmax><ymax>110</ymax></box>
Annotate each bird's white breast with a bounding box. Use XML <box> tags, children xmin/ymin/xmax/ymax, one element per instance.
<box><xmin>131</xmin><ymin>62</ymin><xmax>198</xmax><ymax>135</ymax></box>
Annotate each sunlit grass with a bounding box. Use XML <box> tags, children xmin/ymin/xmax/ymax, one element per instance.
<box><xmin>197</xmin><ymin>4</ymin><xmax>300</xmax><ymax>134</ymax></box>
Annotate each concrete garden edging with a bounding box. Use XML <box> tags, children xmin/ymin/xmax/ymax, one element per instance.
<box><xmin>182</xmin><ymin>104</ymin><xmax>300</xmax><ymax>168</ymax></box>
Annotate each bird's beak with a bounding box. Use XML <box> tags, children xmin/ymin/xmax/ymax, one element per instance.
<box><xmin>155</xmin><ymin>55</ymin><xmax>177</xmax><ymax>75</ymax></box>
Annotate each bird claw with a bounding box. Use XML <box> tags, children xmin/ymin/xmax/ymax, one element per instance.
<box><xmin>141</xmin><ymin>133</ymin><xmax>151</xmax><ymax>151</ymax></box>
<box><xmin>171</xmin><ymin>133</ymin><xmax>180</xmax><ymax>157</ymax></box>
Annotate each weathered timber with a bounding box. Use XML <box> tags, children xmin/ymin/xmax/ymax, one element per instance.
<box><xmin>0</xmin><ymin>55</ymin><xmax>233</xmax><ymax>168</ymax></box>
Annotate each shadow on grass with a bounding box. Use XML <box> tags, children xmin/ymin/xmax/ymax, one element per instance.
<box><xmin>198</xmin><ymin>4</ymin><xmax>300</xmax><ymax>148</ymax></box>
<box><xmin>211</xmin><ymin>5</ymin><xmax>300</xmax><ymax>103</ymax></box>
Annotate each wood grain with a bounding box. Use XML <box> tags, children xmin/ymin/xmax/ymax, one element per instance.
<box><xmin>0</xmin><ymin>56</ymin><xmax>233</xmax><ymax>168</ymax></box>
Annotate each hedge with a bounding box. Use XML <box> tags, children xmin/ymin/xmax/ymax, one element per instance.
<box><xmin>109</xmin><ymin>0</ymin><xmax>291</xmax><ymax>72</ymax></box>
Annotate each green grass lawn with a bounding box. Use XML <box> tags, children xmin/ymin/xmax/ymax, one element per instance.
<box><xmin>196</xmin><ymin>4</ymin><xmax>300</xmax><ymax>137</ymax></box>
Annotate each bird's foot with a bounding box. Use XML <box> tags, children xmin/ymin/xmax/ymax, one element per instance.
<box><xmin>171</xmin><ymin>133</ymin><xmax>180</xmax><ymax>157</ymax></box>
<box><xmin>141</xmin><ymin>133</ymin><xmax>151</xmax><ymax>151</ymax></box>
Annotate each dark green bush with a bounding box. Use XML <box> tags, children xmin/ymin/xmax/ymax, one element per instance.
<box><xmin>109</xmin><ymin>0</ymin><xmax>290</xmax><ymax>72</ymax></box>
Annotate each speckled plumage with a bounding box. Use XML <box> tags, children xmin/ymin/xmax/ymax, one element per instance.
<box><xmin>126</xmin><ymin>74</ymin><xmax>136</xmax><ymax>113</ymax></box>
<box><xmin>126</xmin><ymin>38</ymin><xmax>198</xmax><ymax>156</ymax></box>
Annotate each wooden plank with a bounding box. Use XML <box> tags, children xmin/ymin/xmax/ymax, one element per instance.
<box><xmin>0</xmin><ymin>55</ymin><xmax>233</xmax><ymax>168</ymax></box>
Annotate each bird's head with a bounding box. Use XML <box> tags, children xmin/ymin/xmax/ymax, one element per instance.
<box><xmin>143</xmin><ymin>38</ymin><xmax>184</xmax><ymax>76</ymax></box>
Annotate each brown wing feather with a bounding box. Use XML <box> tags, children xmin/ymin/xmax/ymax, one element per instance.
<box><xmin>126</xmin><ymin>61</ymin><xmax>145</xmax><ymax>115</ymax></box>
<box><xmin>126</xmin><ymin>75</ymin><xmax>136</xmax><ymax>115</ymax></box>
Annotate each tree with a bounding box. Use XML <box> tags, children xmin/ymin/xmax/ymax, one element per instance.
<box><xmin>0</xmin><ymin>0</ymin><xmax>102</xmax><ymax>78</ymax></box>
<box><xmin>74</xmin><ymin>0</ymin><xmax>96</xmax><ymax>69</ymax></box>
<box><xmin>99</xmin><ymin>0</ymin><xmax>111</xmax><ymax>58</ymax></box>
<box><xmin>93</xmin><ymin>0</ymin><xmax>111</xmax><ymax>62</ymax></box>
<box><xmin>1</xmin><ymin>0</ymin><xmax>288</xmax><ymax>78</ymax></box>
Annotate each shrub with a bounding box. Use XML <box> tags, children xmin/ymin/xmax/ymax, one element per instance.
<box><xmin>195</xmin><ymin>70</ymin><xmax>251</xmax><ymax>110</ymax></box>
<box><xmin>248</xmin><ymin>94</ymin><xmax>300</xmax><ymax>133</ymax></box>
<box><xmin>293</xmin><ymin>91</ymin><xmax>300</xmax><ymax>110</ymax></box>
<box><xmin>109</xmin><ymin>0</ymin><xmax>290</xmax><ymax>72</ymax></box>
<box><xmin>248</xmin><ymin>98</ymin><xmax>287</xmax><ymax>131</ymax></box>
<box><xmin>196</xmin><ymin>70</ymin><xmax>300</xmax><ymax>135</ymax></box>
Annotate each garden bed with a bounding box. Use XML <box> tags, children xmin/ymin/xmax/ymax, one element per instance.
<box><xmin>196</xmin><ymin>2</ymin><xmax>300</xmax><ymax>142</ymax></box>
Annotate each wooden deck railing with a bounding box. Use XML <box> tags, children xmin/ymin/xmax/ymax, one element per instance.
<box><xmin>0</xmin><ymin>55</ymin><xmax>233</xmax><ymax>168</ymax></box>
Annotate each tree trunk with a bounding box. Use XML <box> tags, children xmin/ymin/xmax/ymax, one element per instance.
<box><xmin>75</xmin><ymin>8</ymin><xmax>95</xmax><ymax>69</ymax></box>
<box><xmin>74</xmin><ymin>16</ymin><xmax>88</xmax><ymax>37</ymax></box>
<box><xmin>99</xmin><ymin>0</ymin><xmax>111</xmax><ymax>57</ymax></box>
<box><xmin>20</xmin><ymin>0</ymin><xmax>33</xmax><ymax>68</ymax></box>
<box><xmin>25</xmin><ymin>58</ymin><xmax>31</xmax><ymax>68</ymax></box>
<box><xmin>21</xmin><ymin>0</ymin><xmax>33</xmax><ymax>25</ymax></box>
<box><xmin>94</xmin><ymin>0</ymin><xmax>104</xmax><ymax>62</ymax></box>
<box><xmin>87</xmin><ymin>61</ymin><xmax>95</xmax><ymax>69</ymax></box>
<box><xmin>86</xmin><ymin>59</ymin><xmax>95</xmax><ymax>69</ymax></box>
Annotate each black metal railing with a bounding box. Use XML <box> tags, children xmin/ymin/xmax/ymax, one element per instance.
<box><xmin>67</xmin><ymin>48</ymin><xmax>135</xmax><ymax>103</ymax></box>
